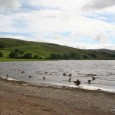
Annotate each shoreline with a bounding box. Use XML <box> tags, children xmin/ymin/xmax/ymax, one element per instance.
<box><xmin>0</xmin><ymin>76</ymin><xmax>115</xmax><ymax>94</ymax></box>
<box><xmin>0</xmin><ymin>77</ymin><xmax>115</xmax><ymax>115</ymax></box>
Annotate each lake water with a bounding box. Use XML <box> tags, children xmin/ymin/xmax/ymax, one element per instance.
<box><xmin>0</xmin><ymin>60</ymin><xmax>115</xmax><ymax>93</ymax></box>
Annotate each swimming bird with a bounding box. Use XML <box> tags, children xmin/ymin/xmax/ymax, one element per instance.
<box><xmin>6</xmin><ymin>74</ymin><xmax>9</xmax><ymax>78</ymax></box>
<box><xmin>73</xmin><ymin>79</ymin><xmax>81</xmax><ymax>86</ymax></box>
<box><xmin>92</xmin><ymin>76</ymin><xmax>96</xmax><ymax>81</ymax></box>
<box><xmin>45</xmin><ymin>72</ymin><xmax>48</xmax><ymax>74</ymax></box>
<box><xmin>88</xmin><ymin>80</ymin><xmax>91</xmax><ymax>84</ymax></box>
<box><xmin>21</xmin><ymin>71</ymin><xmax>24</xmax><ymax>74</ymax></box>
<box><xmin>29</xmin><ymin>76</ymin><xmax>33</xmax><ymax>78</ymax></box>
<box><xmin>68</xmin><ymin>77</ymin><xmax>71</xmax><ymax>82</ymax></box>
<box><xmin>69</xmin><ymin>73</ymin><xmax>72</xmax><ymax>77</ymax></box>
<box><xmin>43</xmin><ymin>76</ymin><xmax>46</xmax><ymax>80</ymax></box>
<box><xmin>63</xmin><ymin>73</ymin><xmax>66</xmax><ymax>76</ymax></box>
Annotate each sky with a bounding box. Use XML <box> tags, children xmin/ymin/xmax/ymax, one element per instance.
<box><xmin>0</xmin><ymin>0</ymin><xmax>115</xmax><ymax>49</ymax></box>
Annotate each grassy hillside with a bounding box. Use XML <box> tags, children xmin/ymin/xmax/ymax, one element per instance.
<box><xmin>0</xmin><ymin>38</ymin><xmax>78</xmax><ymax>58</ymax></box>
<box><xmin>0</xmin><ymin>38</ymin><xmax>115</xmax><ymax>61</ymax></box>
<box><xmin>93</xmin><ymin>49</ymin><xmax>115</xmax><ymax>54</ymax></box>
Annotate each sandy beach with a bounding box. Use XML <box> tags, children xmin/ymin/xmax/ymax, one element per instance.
<box><xmin>0</xmin><ymin>78</ymin><xmax>115</xmax><ymax>115</ymax></box>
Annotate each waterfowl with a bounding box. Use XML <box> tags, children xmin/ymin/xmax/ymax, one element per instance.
<box><xmin>92</xmin><ymin>76</ymin><xmax>96</xmax><ymax>81</ymax></box>
<box><xmin>6</xmin><ymin>74</ymin><xmax>9</xmax><ymax>78</ymax></box>
<box><xmin>88</xmin><ymin>80</ymin><xmax>91</xmax><ymax>84</ymax></box>
<box><xmin>69</xmin><ymin>73</ymin><xmax>72</xmax><ymax>77</ymax></box>
<box><xmin>68</xmin><ymin>77</ymin><xmax>71</xmax><ymax>82</ymax></box>
<box><xmin>43</xmin><ymin>76</ymin><xmax>46</xmax><ymax>80</ymax></box>
<box><xmin>63</xmin><ymin>73</ymin><xmax>66</xmax><ymax>76</ymax></box>
<box><xmin>29</xmin><ymin>76</ymin><xmax>33</xmax><ymax>78</ymax></box>
<box><xmin>21</xmin><ymin>71</ymin><xmax>24</xmax><ymax>74</ymax></box>
<box><xmin>73</xmin><ymin>79</ymin><xmax>81</xmax><ymax>86</ymax></box>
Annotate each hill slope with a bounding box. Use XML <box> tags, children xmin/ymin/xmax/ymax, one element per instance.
<box><xmin>0</xmin><ymin>38</ymin><xmax>78</xmax><ymax>58</ymax></box>
<box><xmin>0</xmin><ymin>38</ymin><xmax>115</xmax><ymax>61</ymax></box>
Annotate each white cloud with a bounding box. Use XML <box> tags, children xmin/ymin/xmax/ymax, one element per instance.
<box><xmin>94</xmin><ymin>34</ymin><xmax>110</xmax><ymax>43</ymax></box>
<box><xmin>0</xmin><ymin>0</ymin><xmax>115</xmax><ymax>49</ymax></box>
<box><xmin>84</xmin><ymin>0</ymin><xmax>115</xmax><ymax>10</ymax></box>
<box><xmin>0</xmin><ymin>14</ymin><xmax>15</xmax><ymax>32</ymax></box>
<box><xmin>0</xmin><ymin>35</ymin><xmax>28</xmax><ymax>40</ymax></box>
<box><xmin>77</xmin><ymin>43</ymin><xmax>115</xmax><ymax>50</ymax></box>
<box><xmin>0</xmin><ymin>0</ymin><xmax>20</xmax><ymax>10</ymax></box>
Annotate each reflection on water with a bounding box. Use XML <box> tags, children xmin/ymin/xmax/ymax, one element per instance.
<box><xmin>0</xmin><ymin>60</ymin><xmax>115</xmax><ymax>92</ymax></box>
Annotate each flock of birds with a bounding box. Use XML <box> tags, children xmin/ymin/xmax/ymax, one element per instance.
<box><xmin>63</xmin><ymin>73</ymin><xmax>96</xmax><ymax>86</ymax></box>
<box><xmin>6</xmin><ymin>70</ymin><xmax>96</xmax><ymax>86</ymax></box>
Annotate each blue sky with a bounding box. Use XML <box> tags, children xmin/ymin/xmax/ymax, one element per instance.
<box><xmin>0</xmin><ymin>0</ymin><xmax>115</xmax><ymax>49</ymax></box>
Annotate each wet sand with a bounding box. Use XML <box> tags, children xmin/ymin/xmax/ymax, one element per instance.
<box><xmin>0</xmin><ymin>78</ymin><xmax>115</xmax><ymax>115</ymax></box>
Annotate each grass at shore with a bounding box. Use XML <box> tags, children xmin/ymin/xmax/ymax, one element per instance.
<box><xmin>0</xmin><ymin>57</ymin><xmax>44</xmax><ymax>62</ymax></box>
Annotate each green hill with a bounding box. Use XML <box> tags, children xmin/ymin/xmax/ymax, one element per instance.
<box><xmin>0</xmin><ymin>38</ymin><xmax>115</xmax><ymax>61</ymax></box>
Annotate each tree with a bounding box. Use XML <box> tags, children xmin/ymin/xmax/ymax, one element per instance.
<box><xmin>19</xmin><ymin>51</ymin><xmax>24</xmax><ymax>55</ymax></box>
<box><xmin>23</xmin><ymin>53</ymin><xmax>32</xmax><ymax>59</ymax></box>
<box><xmin>62</xmin><ymin>53</ymin><xmax>70</xmax><ymax>59</ymax></box>
<box><xmin>70</xmin><ymin>52</ymin><xmax>76</xmax><ymax>58</ymax></box>
<box><xmin>49</xmin><ymin>53</ymin><xmax>60</xmax><ymax>59</ymax></box>
<box><xmin>83</xmin><ymin>55</ymin><xmax>88</xmax><ymax>59</ymax></box>
<box><xmin>49</xmin><ymin>53</ymin><xmax>57</xmax><ymax>59</ymax></box>
<box><xmin>9</xmin><ymin>51</ymin><xmax>18</xmax><ymax>58</ymax></box>
<box><xmin>0</xmin><ymin>51</ymin><xmax>3</xmax><ymax>57</ymax></box>
<box><xmin>33</xmin><ymin>55</ymin><xmax>41</xmax><ymax>59</ymax></box>
<box><xmin>89</xmin><ymin>53</ymin><xmax>96</xmax><ymax>58</ymax></box>
<box><xmin>75</xmin><ymin>54</ymin><xmax>81</xmax><ymax>59</ymax></box>
<box><xmin>0</xmin><ymin>42</ymin><xmax>6</xmax><ymax>48</ymax></box>
<box><xmin>15</xmin><ymin>49</ymin><xmax>20</xmax><ymax>53</ymax></box>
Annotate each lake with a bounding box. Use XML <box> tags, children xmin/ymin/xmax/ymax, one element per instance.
<box><xmin>0</xmin><ymin>60</ymin><xmax>115</xmax><ymax>92</ymax></box>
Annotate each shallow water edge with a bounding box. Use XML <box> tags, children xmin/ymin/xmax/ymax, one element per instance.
<box><xmin>0</xmin><ymin>76</ymin><xmax>115</xmax><ymax>94</ymax></box>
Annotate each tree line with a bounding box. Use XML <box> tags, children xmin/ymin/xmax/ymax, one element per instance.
<box><xmin>8</xmin><ymin>49</ymin><xmax>97</xmax><ymax>60</ymax></box>
<box><xmin>0</xmin><ymin>51</ymin><xmax>3</xmax><ymax>57</ymax></box>
<box><xmin>48</xmin><ymin>52</ymin><xmax>115</xmax><ymax>60</ymax></box>
<box><xmin>1</xmin><ymin>49</ymin><xmax>115</xmax><ymax>60</ymax></box>
<box><xmin>48</xmin><ymin>52</ymin><xmax>96</xmax><ymax>60</ymax></box>
<box><xmin>9</xmin><ymin>49</ymin><xmax>42</xmax><ymax>59</ymax></box>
